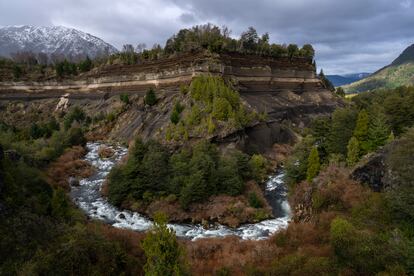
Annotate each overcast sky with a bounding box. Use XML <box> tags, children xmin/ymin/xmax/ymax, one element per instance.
<box><xmin>1</xmin><ymin>0</ymin><xmax>414</xmax><ymax>74</ymax></box>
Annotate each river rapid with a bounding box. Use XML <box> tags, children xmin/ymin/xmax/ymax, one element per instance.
<box><xmin>70</xmin><ymin>142</ymin><xmax>291</xmax><ymax>241</ymax></box>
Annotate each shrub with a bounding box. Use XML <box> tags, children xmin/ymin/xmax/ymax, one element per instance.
<box><xmin>179</xmin><ymin>84</ymin><xmax>189</xmax><ymax>95</ymax></box>
<box><xmin>306</xmin><ymin>146</ymin><xmax>320</xmax><ymax>182</ymax></box>
<box><xmin>106</xmin><ymin>112</ymin><xmax>117</xmax><ymax>122</ymax></box>
<box><xmin>248</xmin><ymin>154</ymin><xmax>268</xmax><ymax>183</ymax></box>
<box><xmin>66</xmin><ymin>127</ymin><xmax>86</xmax><ymax>147</ymax></box>
<box><xmin>145</xmin><ymin>88</ymin><xmax>157</xmax><ymax>106</ymax></box>
<box><xmin>119</xmin><ymin>93</ymin><xmax>130</xmax><ymax>104</ymax></box>
<box><xmin>248</xmin><ymin>192</ymin><xmax>263</xmax><ymax>208</ymax></box>
<box><xmin>141</xmin><ymin>213</ymin><xmax>187</xmax><ymax>275</ymax></box>
<box><xmin>64</xmin><ymin>106</ymin><xmax>85</xmax><ymax>130</ymax></box>
<box><xmin>346</xmin><ymin>137</ymin><xmax>360</xmax><ymax>166</ymax></box>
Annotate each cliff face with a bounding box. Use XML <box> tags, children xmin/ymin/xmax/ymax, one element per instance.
<box><xmin>0</xmin><ymin>52</ymin><xmax>339</xmax><ymax>155</ymax></box>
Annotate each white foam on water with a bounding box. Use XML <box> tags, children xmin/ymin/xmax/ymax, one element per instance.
<box><xmin>70</xmin><ymin>142</ymin><xmax>291</xmax><ymax>241</ymax></box>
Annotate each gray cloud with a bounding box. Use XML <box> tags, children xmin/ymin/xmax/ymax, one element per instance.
<box><xmin>1</xmin><ymin>0</ymin><xmax>413</xmax><ymax>74</ymax></box>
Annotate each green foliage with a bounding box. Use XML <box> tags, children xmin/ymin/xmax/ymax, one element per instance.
<box><xmin>179</xmin><ymin>84</ymin><xmax>189</xmax><ymax>95</ymax></box>
<box><xmin>119</xmin><ymin>93</ymin><xmax>130</xmax><ymax>104</ymax></box>
<box><xmin>145</xmin><ymin>88</ymin><xmax>157</xmax><ymax>106</ymax></box>
<box><xmin>64</xmin><ymin>106</ymin><xmax>86</xmax><ymax>130</ymax></box>
<box><xmin>248</xmin><ymin>192</ymin><xmax>263</xmax><ymax>208</ymax></box>
<box><xmin>319</xmin><ymin>69</ymin><xmax>335</xmax><ymax>91</ymax></box>
<box><xmin>51</xmin><ymin>187</ymin><xmax>70</xmax><ymax>220</ymax></box>
<box><xmin>345</xmin><ymin>63</ymin><xmax>414</xmax><ymax>94</ymax></box>
<box><xmin>248</xmin><ymin>154</ymin><xmax>268</xmax><ymax>183</ymax></box>
<box><xmin>330</xmin><ymin>217</ymin><xmax>400</xmax><ymax>274</ymax></box>
<box><xmin>385</xmin><ymin>129</ymin><xmax>414</xmax><ymax>223</ymax></box>
<box><xmin>327</xmin><ymin>107</ymin><xmax>358</xmax><ymax>156</ymax></box>
<box><xmin>142</xmin><ymin>213</ymin><xmax>187</xmax><ymax>276</ymax></box>
<box><xmin>306</xmin><ymin>147</ymin><xmax>320</xmax><ymax>182</ymax></box>
<box><xmin>108</xmin><ymin>140</ymin><xmax>261</xmax><ymax>210</ymax></box>
<box><xmin>170</xmin><ymin>109</ymin><xmax>181</xmax><ymax>125</ymax></box>
<box><xmin>285</xmin><ymin>135</ymin><xmax>315</xmax><ymax>186</ymax></box>
<box><xmin>170</xmin><ymin>102</ymin><xmax>184</xmax><ymax>124</ymax></box>
<box><xmin>367</xmin><ymin>108</ymin><xmax>390</xmax><ymax>151</ymax></box>
<box><xmin>287</xmin><ymin>44</ymin><xmax>299</xmax><ymax>59</ymax></box>
<box><xmin>55</xmin><ymin>59</ymin><xmax>77</xmax><ymax>78</ymax></box>
<box><xmin>12</xmin><ymin>64</ymin><xmax>22</xmax><ymax>79</ymax></box>
<box><xmin>162</xmin><ymin>24</ymin><xmax>314</xmax><ymax>60</ymax></box>
<box><xmin>106</xmin><ymin>112</ymin><xmax>117</xmax><ymax>122</ymax></box>
<box><xmin>346</xmin><ymin>137</ymin><xmax>360</xmax><ymax>166</ymax></box>
<box><xmin>66</xmin><ymin>127</ymin><xmax>86</xmax><ymax>147</ymax></box>
<box><xmin>212</xmin><ymin>97</ymin><xmax>232</xmax><ymax>121</ymax></box>
<box><xmin>168</xmin><ymin>75</ymin><xmax>255</xmax><ymax>140</ymax></box>
<box><xmin>354</xmin><ymin>109</ymin><xmax>370</xmax><ymax>154</ymax></box>
<box><xmin>78</xmin><ymin>56</ymin><xmax>92</xmax><ymax>72</ymax></box>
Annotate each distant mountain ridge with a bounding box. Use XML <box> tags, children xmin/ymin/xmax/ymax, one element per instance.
<box><xmin>0</xmin><ymin>25</ymin><xmax>118</xmax><ymax>61</ymax></box>
<box><xmin>344</xmin><ymin>44</ymin><xmax>414</xmax><ymax>93</ymax></box>
<box><xmin>327</xmin><ymin>73</ymin><xmax>371</xmax><ymax>87</ymax></box>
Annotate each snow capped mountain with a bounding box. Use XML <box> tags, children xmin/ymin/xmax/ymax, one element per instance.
<box><xmin>0</xmin><ymin>25</ymin><xmax>118</xmax><ymax>60</ymax></box>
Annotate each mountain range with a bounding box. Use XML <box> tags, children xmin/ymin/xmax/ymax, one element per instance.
<box><xmin>326</xmin><ymin>73</ymin><xmax>371</xmax><ymax>87</ymax></box>
<box><xmin>344</xmin><ymin>44</ymin><xmax>414</xmax><ymax>93</ymax></box>
<box><xmin>0</xmin><ymin>25</ymin><xmax>118</xmax><ymax>60</ymax></box>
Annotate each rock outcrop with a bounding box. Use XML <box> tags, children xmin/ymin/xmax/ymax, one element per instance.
<box><xmin>0</xmin><ymin>51</ymin><xmax>340</xmax><ymax>153</ymax></box>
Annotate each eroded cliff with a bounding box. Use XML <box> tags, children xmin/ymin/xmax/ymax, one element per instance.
<box><xmin>0</xmin><ymin>51</ymin><xmax>340</xmax><ymax>157</ymax></box>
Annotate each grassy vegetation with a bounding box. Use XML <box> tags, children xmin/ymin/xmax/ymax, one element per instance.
<box><xmin>344</xmin><ymin>63</ymin><xmax>414</xmax><ymax>93</ymax></box>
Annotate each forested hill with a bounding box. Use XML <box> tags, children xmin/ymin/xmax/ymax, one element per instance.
<box><xmin>344</xmin><ymin>44</ymin><xmax>414</xmax><ymax>93</ymax></box>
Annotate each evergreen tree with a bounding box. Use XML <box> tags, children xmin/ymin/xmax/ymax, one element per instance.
<box><xmin>306</xmin><ymin>146</ymin><xmax>320</xmax><ymax>182</ymax></box>
<box><xmin>319</xmin><ymin>69</ymin><xmax>335</xmax><ymax>91</ymax></box>
<box><xmin>327</xmin><ymin>108</ymin><xmax>357</xmax><ymax>156</ymax></box>
<box><xmin>354</xmin><ymin>110</ymin><xmax>369</xmax><ymax>155</ymax></box>
<box><xmin>142</xmin><ymin>213</ymin><xmax>187</xmax><ymax>275</ymax></box>
<box><xmin>367</xmin><ymin>111</ymin><xmax>389</xmax><ymax>151</ymax></box>
<box><xmin>145</xmin><ymin>88</ymin><xmax>157</xmax><ymax>106</ymax></box>
<box><xmin>347</xmin><ymin>136</ymin><xmax>360</xmax><ymax>166</ymax></box>
<box><xmin>78</xmin><ymin>56</ymin><xmax>92</xmax><ymax>72</ymax></box>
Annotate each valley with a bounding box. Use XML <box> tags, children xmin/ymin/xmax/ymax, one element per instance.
<box><xmin>1</xmin><ymin>22</ymin><xmax>414</xmax><ymax>275</ymax></box>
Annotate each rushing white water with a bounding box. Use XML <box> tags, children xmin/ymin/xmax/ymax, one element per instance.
<box><xmin>70</xmin><ymin>142</ymin><xmax>291</xmax><ymax>241</ymax></box>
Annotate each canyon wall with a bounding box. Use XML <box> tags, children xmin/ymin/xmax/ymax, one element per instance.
<box><xmin>0</xmin><ymin>51</ymin><xmax>340</xmax><ymax>156</ymax></box>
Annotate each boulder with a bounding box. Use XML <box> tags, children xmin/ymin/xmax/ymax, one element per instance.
<box><xmin>69</xmin><ymin>177</ymin><xmax>80</xmax><ymax>187</ymax></box>
<box><xmin>98</xmin><ymin>146</ymin><xmax>115</xmax><ymax>159</ymax></box>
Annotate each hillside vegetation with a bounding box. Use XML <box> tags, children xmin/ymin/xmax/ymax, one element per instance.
<box><xmin>0</xmin><ymin>24</ymin><xmax>315</xmax><ymax>82</ymax></box>
<box><xmin>344</xmin><ymin>44</ymin><xmax>414</xmax><ymax>93</ymax></box>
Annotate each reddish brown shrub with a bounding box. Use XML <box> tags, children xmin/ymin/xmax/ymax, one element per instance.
<box><xmin>47</xmin><ymin>146</ymin><xmax>95</xmax><ymax>190</ymax></box>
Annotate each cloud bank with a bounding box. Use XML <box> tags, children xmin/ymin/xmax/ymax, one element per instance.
<box><xmin>1</xmin><ymin>0</ymin><xmax>413</xmax><ymax>74</ymax></box>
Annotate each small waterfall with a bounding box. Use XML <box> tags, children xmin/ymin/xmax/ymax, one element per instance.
<box><xmin>70</xmin><ymin>142</ymin><xmax>291</xmax><ymax>240</ymax></box>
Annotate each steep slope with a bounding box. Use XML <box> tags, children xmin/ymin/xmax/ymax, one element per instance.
<box><xmin>0</xmin><ymin>25</ymin><xmax>118</xmax><ymax>60</ymax></box>
<box><xmin>344</xmin><ymin>44</ymin><xmax>414</xmax><ymax>93</ymax></box>
<box><xmin>0</xmin><ymin>51</ymin><xmax>340</xmax><ymax>154</ymax></box>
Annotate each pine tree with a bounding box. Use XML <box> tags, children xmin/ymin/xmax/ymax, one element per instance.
<box><xmin>142</xmin><ymin>213</ymin><xmax>187</xmax><ymax>275</ymax></box>
<box><xmin>367</xmin><ymin>111</ymin><xmax>389</xmax><ymax>151</ymax></box>
<box><xmin>347</xmin><ymin>137</ymin><xmax>360</xmax><ymax>166</ymax></box>
<box><xmin>306</xmin><ymin>147</ymin><xmax>320</xmax><ymax>182</ymax></box>
<box><xmin>327</xmin><ymin>108</ymin><xmax>357</xmax><ymax>156</ymax></box>
<box><xmin>353</xmin><ymin>110</ymin><xmax>369</xmax><ymax>155</ymax></box>
<box><xmin>145</xmin><ymin>88</ymin><xmax>157</xmax><ymax>106</ymax></box>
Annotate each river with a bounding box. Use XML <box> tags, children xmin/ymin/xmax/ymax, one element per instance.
<box><xmin>70</xmin><ymin>142</ymin><xmax>291</xmax><ymax>240</ymax></box>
